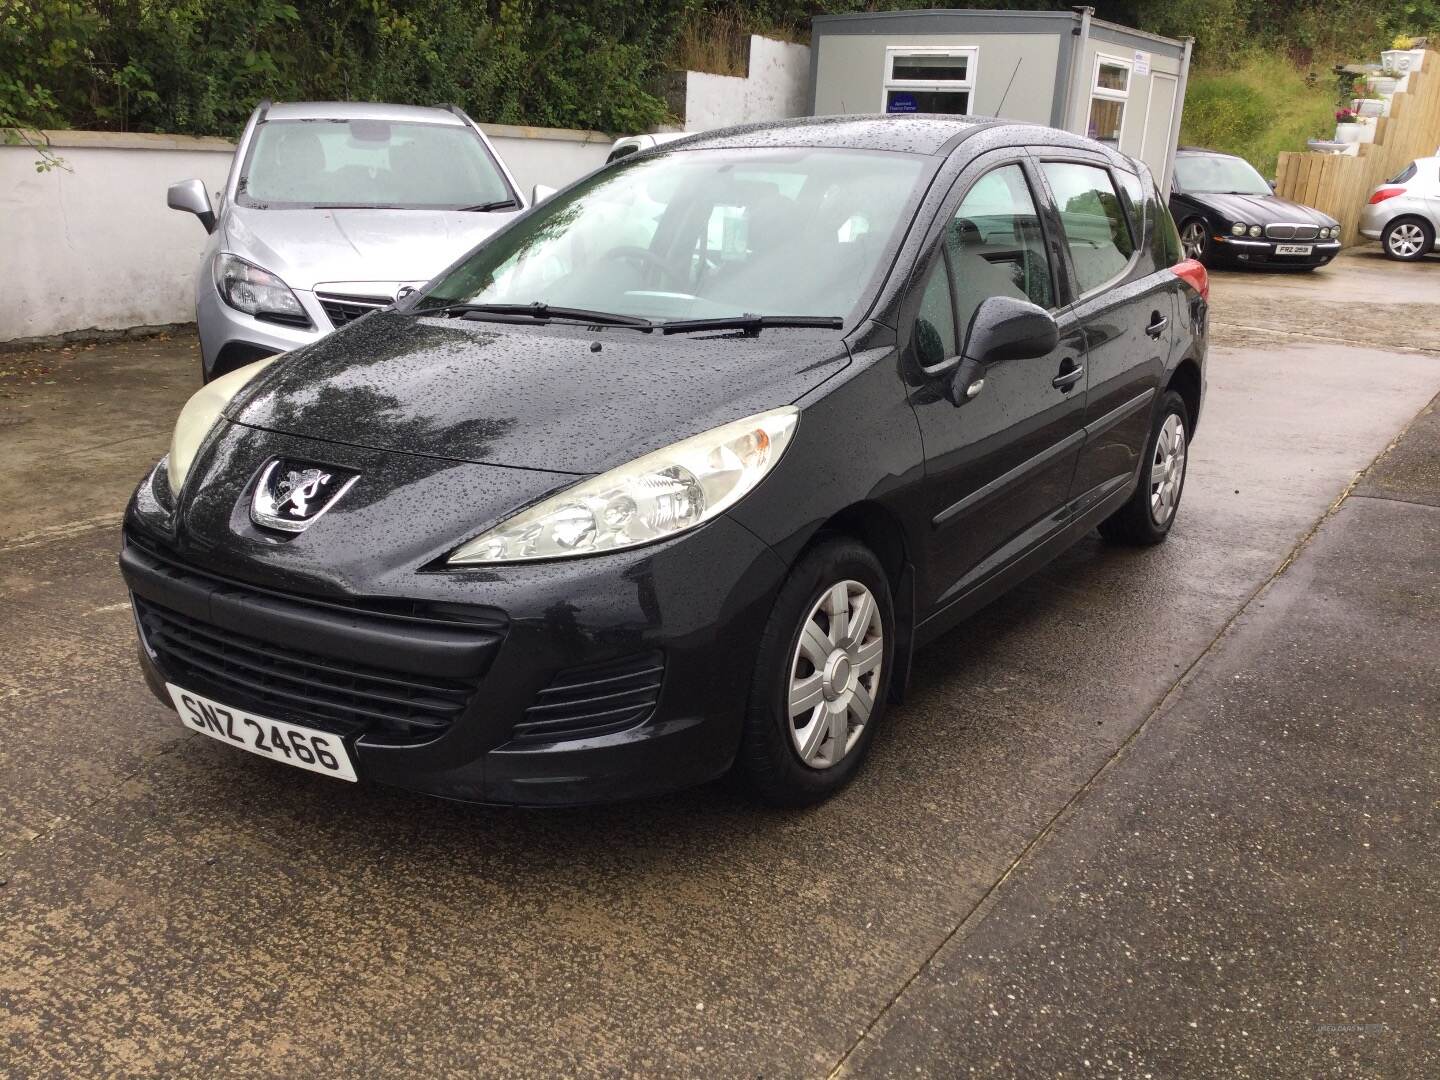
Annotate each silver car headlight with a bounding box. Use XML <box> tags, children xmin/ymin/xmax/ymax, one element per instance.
<box><xmin>1231</xmin><ymin>222</ymin><xmax>1246</xmax><ymax>236</ymax></box>
<box><xmin>448</xmin><ymin>407</ymin><xmax>799</xmax><ymax>565</ymax></box>
<box><xmin>213</xmin><ymin>253</ymin><xmax>308</xmax><ymax>324</ymax></box>
<box><xmin>1248</xmin><ymin>224</ymin><xmax>1263</xmax><ymax>237</ymax></box>
<box><xmin>167</xmin><ymin>356</ymin><xmax>281</xmax><ymax>497</ymax></box>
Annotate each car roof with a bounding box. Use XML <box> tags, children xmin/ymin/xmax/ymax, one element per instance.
<box><xmin>262</xmin><ymin>101</ymin><xmax>467</xmax><ymax>125</ymax></box>
<box><xmin>666</xmin><ymin>114</ymin><xmax>1094</xmax><ymax>158</ymax></box>
<box><xmin>1175</xmin><ymin>147</ymin><xmax>1237</xmax><ymax>158</ymax></box>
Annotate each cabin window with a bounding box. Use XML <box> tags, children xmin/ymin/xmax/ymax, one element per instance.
<box><xmin>1087</xmin><ymin>55</ymin><xmax>1132</xmax><ymax>148</ymax></box>
<box><xmin>883</xmin><ymin>47</ymin><xmax>977</xmax><ymax>115</ymax></box>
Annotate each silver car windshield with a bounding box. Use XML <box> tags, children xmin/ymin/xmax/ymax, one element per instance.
<box><xmin>1174</xmin><ymin>155</ymin><xmax>1271</xmax><ymax>196</ymax></box>
<box><xmin>418</xmin><ymin>147</ymin><xmax>929</xmax><ymax>322</ymax></box>
<box><xmin>238</xmin><ymin>119</ymin><xmax>514</xmax><ymax>210</ymax></box>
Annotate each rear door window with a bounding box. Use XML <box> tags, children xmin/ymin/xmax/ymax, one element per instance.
<box><xmin>1040</xmin><ymin>161</ymin><xmax>1136</xmax><ymax>295</ymax></box>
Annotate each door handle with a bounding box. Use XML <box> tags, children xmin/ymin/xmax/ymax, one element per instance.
<box><xmin>1145</xmin><ymin>314</ymin><xmax>1169</xmax><ymax>338</ymax></box>
<box><xmin>1052</xmin><ymin>361</ymin><xmax>1085</xmax><ymax>391</ymax></box>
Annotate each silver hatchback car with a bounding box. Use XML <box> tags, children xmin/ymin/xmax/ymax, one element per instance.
<box><xmin>168</xmin><ymin>101</ymin><xmax>527</xmax><ymax>380</ymax></box>
<box><xmin>1360</xmin><ymin>156</ymin><xmax>1440</xmax><ymax>261</ymax></box>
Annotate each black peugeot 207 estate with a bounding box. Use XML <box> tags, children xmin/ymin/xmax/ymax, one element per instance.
<box><xmin>121</xmin><ymin>115</ymin><xmax>1207</xmax><ymax>807</ymax></box>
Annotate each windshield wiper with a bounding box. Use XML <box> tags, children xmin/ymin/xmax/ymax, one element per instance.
<box><xmin>457</xmin><ymin>198</ymin><xmax>520</xmax><ymax>212</ymax></box>
<box><xmin>660</xmin><ymin>314</ymin><xmax>844</xmax><ymax>336</ymax></box>
<box><xmin>408</xmin><ymin>301</ymin><xmax>654</xmax><ymax>328</ymax></box>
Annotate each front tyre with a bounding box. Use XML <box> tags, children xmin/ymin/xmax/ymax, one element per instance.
<box><xmin>1179</xmin><ymin>219</ymin><xmax>1210</xmax><ymax>265</ymax></box>
<box><xmin>738</xmin><ymin>538</ymin><xmax>893</xmax><ymax>806</ymax></box>
<box><xmin>1098</xmin><ymin>389</ymin><xmax>1191</xmax><ymax>546</ymax></box>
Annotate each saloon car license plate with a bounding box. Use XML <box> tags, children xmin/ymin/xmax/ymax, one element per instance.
<box><xmin>167</xmin><ymin>683</ymin><xmax>357</xmax><ymax>781</ymax></box>
<box><xmin>1275</xmin><ymin>244</ymin><xmax>1313</xmax><ymax>255</ymax></box>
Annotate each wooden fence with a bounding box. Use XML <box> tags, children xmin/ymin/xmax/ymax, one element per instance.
<box><xmin>1275</xmin><ymin>50</ymin><xmax>1440</xmax><ymax>245</ymax></box>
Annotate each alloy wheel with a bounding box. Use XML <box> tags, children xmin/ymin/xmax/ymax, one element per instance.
<box><xmin>1150</xmin><ymin>413</ymin><xmax>1187</xmax><ymax>525</ymax></box>
<box><xmin>1387</xmin><ymin>222</ymin><xmax>1426</xmax><ymax>258</ymax></box>
<box><xmin>1181</xmin><ymin>221</ymin><xmax>1207</xmax><ymax>260</ymax></box>
<box><xmin>788</xmin><ymin>580</ymin><xmax>883</xmax><ymax>770</ymax></box>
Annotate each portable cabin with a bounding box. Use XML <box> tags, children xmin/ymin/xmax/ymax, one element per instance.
<box><xmin>809</xmin><ymin>6</ymin><xmax>1192</xmax><ymax>190</ymax></box>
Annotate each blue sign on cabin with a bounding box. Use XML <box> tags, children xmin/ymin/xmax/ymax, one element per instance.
<box><xmin>886</xmin><ymin>92</ymin><xmax>918</xmax><ymax>113</ymax></box>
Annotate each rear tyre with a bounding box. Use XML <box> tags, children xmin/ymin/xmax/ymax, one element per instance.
<box><xmin>737</xmin><ymin>538</ymin><xmax>893</xmax><ymax>807</ymax></box>
<box><xmin>1098</xmin><ymin>390</ymin><xmax>1190</xmax><ymax>546</ymax></box>
<box><xmin>1381</xmin><ymin>217</ymin><xmax>1434</xmax><ymax>261</ymax></box>
<box><xmin>1179</xmin><ymin>218</ymin><xmax>1210</xmax><ymax>265</ymax></box>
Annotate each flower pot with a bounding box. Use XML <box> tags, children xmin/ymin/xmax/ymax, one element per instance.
<box><xmin>1335</xmin><ymin>122</ymin><xmax>1364</xmax><ymax>143</ymax></box>
<box><xmin>1367</xmin><ymin>75</ymin><xmax>1398</xmax><ymax>95</ymax></box>
<box><xmin>1306</xmin><ymin>139</ymin><xmax>1354</xmax><ymax>155</ymax></box>
<box><xmin>1351</xmin><ymin>97</ymin><xmax>1388</xmax><ymax>117</ymax></box>
<box><xmin>1381</xmin><ymin>50</ymin><xmax>1425</xmax><ymax>76</ymax></box>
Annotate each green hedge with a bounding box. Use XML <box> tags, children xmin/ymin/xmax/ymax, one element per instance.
<box><xmin>2</xmin><ymin>0</ymin><xmax>694</xmax><ymax>139</ymax></box>
<box><xmin>2</xmin><ymin>0</ymin><xmax>1434</xmax><ymax>142</ymax></box>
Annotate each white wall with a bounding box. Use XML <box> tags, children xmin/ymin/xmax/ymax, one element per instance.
<box><xmin>0</xmin><ymin>132</ymin><xmax>234</xmax><ymax>342</ymax></box>
<box><xmin>685</xmin><ymin>36</ymin><xmax>810</xmax><ymax>131</ymax></box>
<box><xmin>0</xmin><ymin>124</ymin><xmax>612</xmax><ymax>343</ymax></box>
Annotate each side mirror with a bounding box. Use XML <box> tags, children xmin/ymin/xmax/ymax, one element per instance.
<box><xmin>531</xmin><ymin>183</ymin><xmax>557</xmax><ymax>205</ymax></box>
<box><xmin>168</xmin><ymin>178</ymin><xmax>216</xmax><ymax>234</ymax></box>
<box><xmin>1267</xmin><ymin>179</ymin><xmax>1277</xmax><ymax>191</ymax></box>
<box><xmin>948</xmin><ymin>296</ymin><xmax>1058</xmax><ymax>405</ymax></box>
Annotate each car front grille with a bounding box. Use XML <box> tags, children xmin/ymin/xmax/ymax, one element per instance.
<box><xmin>514</xmin><ymin>652</ymin><xmax>665</xmax><ymax>744</ymax></box>
<box><xmin>317</xmin><ymin>292</ymin><xmax>392</xmax><ymax>329</ymax></box>
<box><xmin>124</xmin><ymin>532</ymin><xmax>502</xmax><ymax>743</ymax></box>
<box><xmin>135</xmin><ymin>597</ymin><xmax>479</xmax><ymax>740</ymax></box>
<box><xmin>1265</xmin><ymin>224</ymin><xmax>1320</xmax><ymax>240</ymax></box>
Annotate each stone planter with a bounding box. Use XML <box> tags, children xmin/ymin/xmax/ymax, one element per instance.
<box><xmin>1381</xmin><ymin>49</ymin><xmax>1425</xmax><ymax>76</ymax></box>
<box><xmin>1367</xmin><ymin>75</ymin><xmax>1398</xmax><ymax>95</ymax></box>
<box><xmin>1336</xmin><ymin>122</ymin><xmax>1370</xmax><ymax>146</ymax></box>
<box><xmin>1307</xmin><ymin>138</ymin><xmax>1357</xmax><ymax>156</ymax></box>
<box><xmin>1352</xmin><ymin>97</ymin><xmax>1389</xmax><ymax>117</ymax></box>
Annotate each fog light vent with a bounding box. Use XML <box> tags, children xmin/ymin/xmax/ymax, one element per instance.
<box><xmin>514</xmin><ymin>652</ymin><xmax>665</xmax><ymax>744</ymax></box>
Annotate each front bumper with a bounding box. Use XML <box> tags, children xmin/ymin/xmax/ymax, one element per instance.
<box><xmin>121</xmin><ymin>497</ymin><xmax>788</xmax><ymax>806</ymax></box>
<box><xmin>1209</xmin><ymin>235</ymin><xmax>1342</xmax><ymax>267</ymax></box>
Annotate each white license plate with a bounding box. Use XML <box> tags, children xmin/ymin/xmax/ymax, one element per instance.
<box><xmin>1275</xmin><ymin>244</ymin><xmax>1313</xmax><ymax>255</ymax></box>
<box><xmin>167</xmin><ymin>683</ymin><xmax>357</xmax><ymax>782</ymax></box>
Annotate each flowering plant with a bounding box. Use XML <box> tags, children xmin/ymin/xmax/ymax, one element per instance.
<box><xmin>1335</xmin><ymin>107</ymin><xmax>1360</xmax><ymax>123</ymax></box>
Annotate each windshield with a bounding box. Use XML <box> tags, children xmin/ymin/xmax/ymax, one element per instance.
<box><xmin>416</xmin><ymin>147</ymin><xmax>929</xmax><ymax>323</ymax></box>
<box><xmin>238</xmin><ymin>118</ymin><xmax>514</xmax><ymax>210</ymax></box>
<box><xmin>1173</xmin><ymin>154</ymin><xmax>1271</xmax><ymax>196</ymax></box>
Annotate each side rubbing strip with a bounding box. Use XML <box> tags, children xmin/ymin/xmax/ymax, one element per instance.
<box><xmin>933</xmin><ymin>430</ymin><xmax>1087</xmax><ymax>528</ymax></box>
<box><xmin>1084</xmin><ymin>387</ymin><xmax>1156</xmax><ymax>441</ymax></box>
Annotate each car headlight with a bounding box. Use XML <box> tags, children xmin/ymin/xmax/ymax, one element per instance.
<box><xmin>1231</xmin><ymin>222</ymin><xmax>1246</xmax><ymax>236</ymax></box>
<box><xmin>213</xmin><ymin>253</ymin><xmax>309</xmax><ymax>325</ymax></box>
<box><xmin>448</xmin><ymin>407</ymin><xmax>799</xmax><ymax>565</ymax></box>
<box><xmin>1248</xmin><ymin>224</ymin><xmax>1263</xmax><ymax>237</ymax></box>
<box><xmin>167</xmin><ymin>356</ymin><xmax>281</xmax><ymax>497</ymax></box>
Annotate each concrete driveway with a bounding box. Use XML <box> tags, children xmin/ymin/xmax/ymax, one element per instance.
<box><xmin>1</xmin><ymin>251</ymin><xmax>1437</xmax><ymax>1077</ymax></box>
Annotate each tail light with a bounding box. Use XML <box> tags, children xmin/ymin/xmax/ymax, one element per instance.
<box><xmin>1369</xmin><ymin>187</ymin><xmax>1406</xmax><ymax>204</ymax></box>
<box><xmin>1171</xmin><ymin>258</ymin><xmax>1209</xmax><ymax>302</ymax></box>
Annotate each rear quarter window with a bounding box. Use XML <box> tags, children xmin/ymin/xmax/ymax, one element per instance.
<box><xmin>1149</xmin><ymin>181</ymin><xmax>1182</xmax><ymax>266</ymax></box>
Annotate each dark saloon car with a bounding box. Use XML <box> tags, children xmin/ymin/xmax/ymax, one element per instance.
<box><xmin>122</xmin><ymin>115</ymin><xmax>1208</xmax><ymax>808</ymax></box>
<box><xmin>1170</xmin><ymin>147</ymin><xmax>1341</xmax><ymax>270</ymax></box>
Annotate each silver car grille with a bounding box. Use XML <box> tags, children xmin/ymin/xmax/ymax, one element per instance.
<box><xmin>316</xmin><ymin>292</ymin><xmax>393</xmax><ymax>329</ymax></box>
<box><xmin>1265</xmin><ymin>224</ymin><xmax>1320</xmax><ymax>240</ymax></box>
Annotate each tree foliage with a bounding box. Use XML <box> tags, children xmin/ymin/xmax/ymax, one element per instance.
<box><xmin>3</xmin><ymin>0</ymin><xmax>1438</xmax><ymax>139</ymax></box>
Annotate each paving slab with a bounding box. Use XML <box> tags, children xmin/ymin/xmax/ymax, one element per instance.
<box><xmin>840</xmin><ymin>486</ymin><xmax>1440</xmax><ymax>1079</ymax></box>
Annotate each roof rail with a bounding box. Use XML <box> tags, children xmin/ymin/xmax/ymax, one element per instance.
<box><xmin>256</xmin><ymin>98</ymin><xmax>272</xmax><ymax>123</ymax></box>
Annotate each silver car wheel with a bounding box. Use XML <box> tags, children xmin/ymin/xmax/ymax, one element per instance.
<box><xmin>1150</xmin><ymin>413</ymin><xmax>1187</xmax><ymax>525</ymax></box>
<box><xmin>788</xmin><ymin>580</ymin><xmax>883</xmax><ymax>770</ymax></box>
<box><xmin>1387</xmin><ymin>222</ymin><xmax>1426</xmax><ymax>258</ymax></box>
<box><xmin>1181</xmin><ymin>221</ymin><xmax>1207</xmax><ymax>260</ymax></box>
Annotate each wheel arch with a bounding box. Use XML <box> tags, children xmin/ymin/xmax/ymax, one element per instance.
<box><xmin>1167</xmin><ymin>357</ymin><xmax>1204</xmax><ymax>436</ymax></box>
<box><xmin>808</xmin><ymin>501</ymin><xmax>917</xmax><ymax>703</ymax></box>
